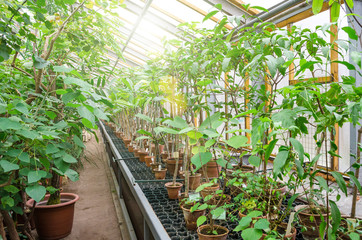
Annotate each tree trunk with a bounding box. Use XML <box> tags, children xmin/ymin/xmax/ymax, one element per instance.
<box><xmin>0</xmin><ymin>210</ymin><xmax>19</xmax><ymax>240</ymax></box>
<box><xmin>47</xmin><ymin>173</ymin><xmax>61</xmax><ymax>205</ymax></box>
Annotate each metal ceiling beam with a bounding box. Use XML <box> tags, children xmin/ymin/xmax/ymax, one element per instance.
<box><xmin>229</xmin><ymin>0</ymin><xmax>306</xmax><ymax>41</ymax></box>
<box><xmin>203</xmin><ymin>0</ymin><xmax>245</xmax><ymax>16</ymax></box>
<box><xmin>122</xmin><ymin>0</ymin><xmax>154</xmax><ymax>53</ymax></box>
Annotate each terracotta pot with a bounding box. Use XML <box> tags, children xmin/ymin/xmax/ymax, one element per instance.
<box><xmin>166</xmin><ymin>158</ymin><xmax>183</xmax><ymax>176</ymax></box>
<box><xmin>165</xmin><ymin>182</ymin><xmax>183</xmax><ymax>199</ymax></box>
<box><xmin>208</xmin><ymin>194</ymin><xmax>231</xmax><ymax>206</ymax></box>
<box><xmin>123</xmin><ymin>139</ymin><xmax>131</xmax><ymax>147</ymax></box>
<box><xmin>150</xmin><ymin>163</ymin><xmax>160</xmax><ymax>173</ymax></box>
<box><xmin>138</xmin><ymin>151</ymin><xmax>148</xmax><ymax>162</ymax></box>
<box><xmin>115</xmin><ymin>131</ymin><xmax>122</xmax><ymax>138</ymax></box>
<box><xmin>181</xmin><ymin>204</ymin><xmax>206</xmax><ymax>231</ymax></box>
<box><xmin>161</xmin><ymin>152</ymin><xmax>169</xmax><ymax>160</ymax></box>
<box><xmin>178</xmin><ymin>192</ymin><xmax>189</xmax><ymax>203</ymax></box>
<box><xmin>200</xmin><ymin>184</ymin><xmax>220</xmax><ymax>199</ymax></box>
<box><xmin>133</xmin><ymin>149</ymin><xmax>140</xmax><ymax>157</ymax></box>
<box><xmin>197</xmin><ymin>225</ymin><xmax>229</xmax><ymax>240</ymax></box>
<box><xmin>202</xmin><ymin>161</ymin><xmax>221</xmax><ymax>178</ymax></box>
<box><xmin>154</xmin><ymin>169</ymin><xmax>167</xmax><ymax>179</ymax></box>
<box><xmin>295</xmin><ymin>205</ymin><xmax>328</xmax><ymax>240</ymax></box>
<box><xmin>128</xmin><ymin>145</ymin><xmax>134</xmax><ymax>152</ymax></box>
<box><xmin>188</xmin><ymin>173</ymin><xmax>202</xmax><ymax>191</ymax></box>
<box><xmin>159</xmin><ymin>144</ymin><xmax>165</xmax><ymax>153</ymax></box>
<box><xmin>26</xmin><ymin>193</ymin><xmax>79</xmax><ymax>240</ymax></box>
<box><xmin>145</xmin><ymin>156</ymin><xmax>154</xmax><ymax>167</ymax></box>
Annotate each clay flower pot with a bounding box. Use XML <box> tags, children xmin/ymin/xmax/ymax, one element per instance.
<box><xmin>150</xmin><ymin>163</ymin><xmax>160</xmax><ymax>173</ymax></box>
<box><xmin>202</xmin><ymin>161</ymin><xmax>222</xmax><ymax>178</ymax></box>
<box><xmin>188</xmin><ymin>173</ymin><xmax>202</xmax><ymax>191</ymax></box>
<box><xmin>200</xmin><ymin>183</ymin><xmax>220</xmax><ymax>199</ymax></box>
<box><xmin>154</xmin><ymin>168</ymin><xmax>167</xmax><ymax>179</ymax></box>
<box><xmin>181</xmin><ymin>204</ymin><xmax>206</xmax><ymax>230</ymax></box>
<box><xmin>26</xmin><ymin>193</ymin><xmax>79</xmax><ymax>240</ymax></box>
<box><xmin>165</xmin><ymin>182</ymin><xmax>183</xmax><ymax>200</ymax></box>
<box><xmin>123</xmin><ymin>139</ymin><xmax>131</xmax><ymax>147</ymax></box>
<box><xmin>145</xmin><ymin>156</ymin><xmax>154</xmax><ymax>167</ymax></box>
<box><xmin>197</xmin><ymin>225</ymin><xmax>229</xmax><ymax>240</ymax></box>
<box><xmin>161</xmin><ymin>152</ymin><xmax>169</xmax><ymax>160</ymax></box>
<box><xmin>166</xmin><ymin>158</ymin><xmax>183</xmax><ymax>175</ymax></box>
<box><xmin>128</xmin><ymin>145</ymin><xmax>134</xmax><ymax>152</ymax></box>
<box><xmin>295</xmin><ymin>205</ymin><xmax>328</xmax><ymax>240</ymax></box>
<box><xmin>138</xmin><ymin>151</ymin><xmax>148</xmax><ymax>162</ymax></box>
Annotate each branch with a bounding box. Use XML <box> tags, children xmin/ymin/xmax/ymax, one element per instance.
<box><xmin>42</xmin><ymin>1</ymin><xmax>86</xmax><ymax>60</ymax></box>
<box><xmin>11</xmin><ymin>52</ymin><xmax>33</xmax><ymax>77</ymax></box>
<box><xmin>0</xmin><ymin>171</ymin><xmax>14</xmax><ymax>188</ymax></box>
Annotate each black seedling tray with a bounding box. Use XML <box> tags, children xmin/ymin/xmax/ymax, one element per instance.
<box><xmin>105</xmin><ymin>126</ymin><xmax>305</xmax><ymax>239</ymax></box>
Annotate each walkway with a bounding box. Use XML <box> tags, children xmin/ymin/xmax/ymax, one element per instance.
<box><xmin>63</xmin><ymin>130</ymin><xmax>129</xmax><ymax>240</ymax></box>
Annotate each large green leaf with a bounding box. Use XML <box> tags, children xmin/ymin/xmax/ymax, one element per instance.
<box><xmin>28</xmin><ymin>170</ymin><xmax>47</xmax><ymax>184</ymax></box>
<box><xmin>64</xmin><ymin>77</ymin><xmax>92</xmax><ymax>90</ymax></box>
<box><xmin>331</xmin><ymin>171</ymin><xmax>347</xmax><ymax>196</ymax></box>
<box><xmin>16</xmin><ymin>129</ymin><xmax>40</xmax><ymax>140</ymax></box>
<box><xmin>241</xmin><ymin>228</ymin><xmax>263</xmax><ymax>240</ymax></box>
<box><xmin>0</xmin><ymin>118</ymin><xmax>22</xmax><ymax>130</ymax></box>
<box><xmin>0</xmin><ymin>160</ymin><xmax>19</xmax><ymax>172</ymax></box>
<box><xmin>329</xmin><ymin>200</ymin><xmax>341</xmax><ymax>233</ymax></box>
<box><xmin>187</xmin><ymin>130</ymin><xmax>203</xmax><ymax>140</ymax></box>
<box><xmin>53</xmin><ymin>65</ymin><xmax>73</xmax><ymax>73</ymax></box>
<box><xmin>165</xmin><ymin>116</ymin><xmax>188</xmax><ymax>129</ymax></box>
<box><xmin>65</xmin><ymin>169</ymin><xmax>79</xmax><ymax>182</ymax></box>
<box><xmin>63</xmin><ymin>153</ymin><xmax>78</xmax><ymax>163</ymax></box>
<box><xmin>25</xmin><ymin>184</ymin><xmax>46</xmax><ymax>202</ymax></box>
<box><xmin>254</xmin><ymin>218</ymin><xmax>270</xmax><ymax>230</ymax></box>
<box><xmin>15</xmin><ymin>102</ymin><xmax>29</xmax><ymax>115</ymax></box>
<box><xmin>226</xmin><ymin>135</ymin><xmax>248</xmax><ymax>149</ymax></box>
<box><xmin>273</xmin><ymin>150</ymin><xmax>289</xmax><ymax>176</ymax></box>
<box><xmin>135</xmin><ymin>113</ymin><xmax>153</xmax><ymax>123</ymax></box>
<box><xmin>272</xmin><ymin>109</ymin><xmax>296</xmax><ymax>128</ymax></box>
<box><xmin>73</xmin><ymin>135</ymin><xmax>85</xmax><ymax>148</ymax></box>
<box><xmin>191</xmin><ymin>152</ymin><xmax>212</xmax><ymax>171</ymax></box>
<box><xmin>33</xmin><ymin>55</ymin><xmax>49</xmax><ymax>69</ymax></box>
<box><xmin>77</xmin><ymin>106</ymin><xmax>95</xmax><ymax>125</ymax></box>
<box><xmin>342</xmin><ymin>26</ymin><xmax>358</xmax><ymax>41</ymax></box>
<box><xmin>46</xmin><ymin>144</ymin><xmax>60</xmax><ymax>154</ymax></box>
<box><xmin>248</xmin><ymin>155</ymin><xmax>261</xmax><ymax>167</ymax></box>
<box><xmin>265</xmin><ymin>139</ymin><xmax>278</xmax><ymax>161</ymax></box>
<box><xmin>199</xmin><ymin>112</ymin><xmax>221</xmax><ymax>130</ymax></box>
<box><xmin>312</xmin><ymin>0</ymin><xmax>323</xmax><ymax>15</ymax></box>
<box><xmin>289</xmin><ymin>138</ymin><xmax>304</xmax><ymax>162</ymax></box>
<box><xmin>203</xmin><ymin>10</ymin><xmax>218</xmax><ymax>22</ymax></box>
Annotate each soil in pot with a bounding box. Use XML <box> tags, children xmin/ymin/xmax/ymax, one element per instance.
<box><xmin>197</xmin><ymin>225</ymin><xmax>229</xmax><ymax>240</ymax></box>
<box><xmin>26</xmin><ymin>193</ymin><xmax>79</xmax><ymax>240</ymax></box>
<box><xmin>145</xmin><ymin>156</ymin><xmax>154</xmax><ymax>167</ymax></box>
<box><xmin>295</xmin><ymin>205</ymin><xmax>328</xmax><ymax>240</ymax></box>
<box><xmin>181</xmin><ymin>204</ymin><xmax>206</xmax><ymax>231</ymax></box>
<box><xmin>165</xmin><ymin>182</ymin><xmax>183</xmax><ymax>200</ymax></box>
<box><xmin>200</xmin><ymin>184</ymin><xmax>220</xmax><ymax>199</ymax></box>
<box><xmin>154</xmin><ymin>169</ymin><xmax>167</xmax><ymax>179</ymax></box>
<box><xmin>166</xmin><ymin>158</ymin><xmax>183</xmax><ymax>175</ymax></box>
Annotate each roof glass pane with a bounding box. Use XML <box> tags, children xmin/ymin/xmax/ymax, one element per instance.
<box><xmin>242</xmin><ymin>0</ymin><xmax>286</xmax><ymax>10</ymax></box>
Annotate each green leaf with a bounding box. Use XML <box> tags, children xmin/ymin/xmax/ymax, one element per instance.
<box><xmin>197</xmin><ymin>215</ymin><xmax>207</xmax><ymax>227</ymax></box>
<box><xmin>135</xmin><ymin>113</ymin><xmax>153</xmax><ymax>123</ymax></box>
<box><xmin>64</xmin><ymin>77</ymin><xmax>92</xmax><ymax>90</ymax></box>
<box><xmin>82</xmin><ymin>118</ymin><xmax>96</xmax><ymax>129</ymax></box>
<box><xmin>19</xmin><ymin>152</ymin><xmax>30</xmax><ymax>163</ymax></box>
<box><xmin>254</xmin><ymin>218</ymin><xmax>270</xmax><ymax>230</ymax></box>
<box><xmin>272</xmin><ymin>109</ymin><xmax>296</xmax><ymax>128</ymax></box>
<box><xmin>226</xmin><ymin>135</ymin><xmax>248</xmax><ymax>149</ymax></box>
<box><xmin>349</xmin><ymin>232</ymin><xmax>360</xmax><ymax>240</ymax></box>
<box><xmin>15</xmin><ymin>102</ymin><xmax>29</xmax><ymax>115</ymax></box>
<box><xmin>63</xmin><ymin>153</ymin><xmax>78</xmax><ymax>163</ymax></box>
<box><xmin>203</xmin><ymin>10</ymin><xmax>218</xmax><ymax>22</ymax></box>
<box><xmin>187</xmin><ymin>130</ymin><xmax>203</xmax><ymax>140</ymax></box>
<box><xmin>342</xmin><ymin>26</ymin><xmax>358</xmax><ymax>41</ymax></box>
<box><xmin>266</xmin><ymin>55</ymin><xmax>277</xmax><ymax>78</ymax></box>
<box><xmin>265</xmin><ymin>139</ymin><xmax>278</xmax><ymax>162</ymax></box>
<box><xmin>33</xmin><ymin>55</ymin><xmax>49</xmax><ymax>69</ymax></box>
<box><xmin>53</xmin><ymin>65</ymin><xmax>73</xmax><ymax>73</ymax></box>
<box><xmin>312</xmin><ymin>0</ymin><xmax>323</xmax><ymax>15</ymax></box>
<box><xmin>28</xmin><ymin>170</ymin><xmax>47</xmax><ymax>184</ymax></box>
<box><xmin>234</xmin><ymin>216</ymin><xmax>252</xmax><ymax>231</ymax></box>
<box><xmin>241</xmin><ymin>228</ymin><xmax>263</xmax><ymax>240</ymax></box>
<box><xmin>331</xmin><ymin>171</ymin><xmax>347</xmax><ymax>196</ymax></box>
<box><xmin>155</xmin><ymin>127</ymin><xmax>179</xmax><ymax>135</ymax></box>
<box><xmin>46</xmin><ymin>144</ymin><xmax>60</xmax><ymax>154</ymax></box>
<box><xmin>45</xmin><ymin>111</ymin><xmax>57</xmax><ymax>120</ymax></box>
<box><xmin>1</xmin><ymin>196</ymin><xmax>14</xmax><ymax>207</ymax></box>
<box><xmin>247</xmin><ymin>210</ymin><xmax>263</xmax><ymax>218</ymax></box>
<box><xmin>351</xmin><ymin>51</ymin><xmax>361</xmax><ymax>68</ymax></box>
<box><xmin>347</xmin><ymin>173</ymin><xmax>362</xmax><ymax>194</ymax></box>
<box><xmin>78</xmin><ymin>106</ymin><xmax>95</xmax><ymax>125</ymax></box>
<box><xmin>329</xmin><ymin>200</ymin><xmax>340</xmax><ymax>233</ymax></box>
<box><xmin>330</xmin><ymin>1</ymin><xmax>340</xmax><ymax>22</ymax></box>
<box><xmin>0</xmin><ymin>118</ymin><xmax>22</xmax><ymax>130</ymax></box>
<box><xmin>222</xmin><ymin>57</ymin><xmax>231</xmax><ymax>72</ymax></box>
<box><xmin>345</xmin><ymin>0</ymin><xmax>353</xmax><ymax>9</ymax></box>
<box><xmin>248</xmin><ymin>155</ymin><xmax>261</xmax><ymax>167</ymax></box>
<box><xmin>289</xmin><ymin>138</ymin><xmax>304</xmax><ymax>162</ymax></box>
<box><xmin>191</xmin><ymin>152</ymin><xmax>212</xmax><ymax>171</ymax></box>
<box><xmin>25</xmin><ymin>184</ymin><xmax>46</xmax><ymax>202</ymax></box>
<box><xmin>0</xmin><ymin>160</ymin><xmax>19</xmax><ymax>172</ymax></box>
<box><xmin>273</xmin><ymin>150</ymin><xmax>289</xmax><ymax>176</ymax></box>
<box><xmin>315</xmin><ymin>176</ymin><xmax>329</xmax><ymax>191</ymax></box>
<box><xmin>65</xmin><ymin>169</ymin><xmax>79</xmax><ymax>182</ymax></box>
<box><xmin>73</xmin><ymin>135</ymin><xmax>85</xmax><ymax>148</ymax></box>
<box><xmin>16</xmin><ymin>129</ymin><xmax>39</xmax><ymax>140</ymax></box>
<box><xmin>62</xmin><ymin>91</ymin><xmax>80</xmax><ymax>104</ymax></box>
<box><xmin>4</xmin><ymin>185</ymin><xmax>19</xmax><ymax>194</ymax></box>
<box><xmin>205</xmin><ymin>139</ymin><xmax>216</xmax><ymax>148</ymax></box>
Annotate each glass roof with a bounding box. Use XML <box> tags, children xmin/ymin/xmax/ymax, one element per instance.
<box><xmin>108</xmin><ymin>0</ymin><xmax>297</xmax><ymax>69</ymax></box>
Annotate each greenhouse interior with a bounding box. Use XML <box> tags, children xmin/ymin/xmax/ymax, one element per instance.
<box><xmin>0</xmin><ymin>0</ymin><xmax>362</xmax><ymax>240</ymax></box>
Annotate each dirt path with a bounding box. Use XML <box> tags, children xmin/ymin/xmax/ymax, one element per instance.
<box><xmin>62</xmin><ymin>130</ymin><xmax>124</xmax><ymax>240</ymax></box>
